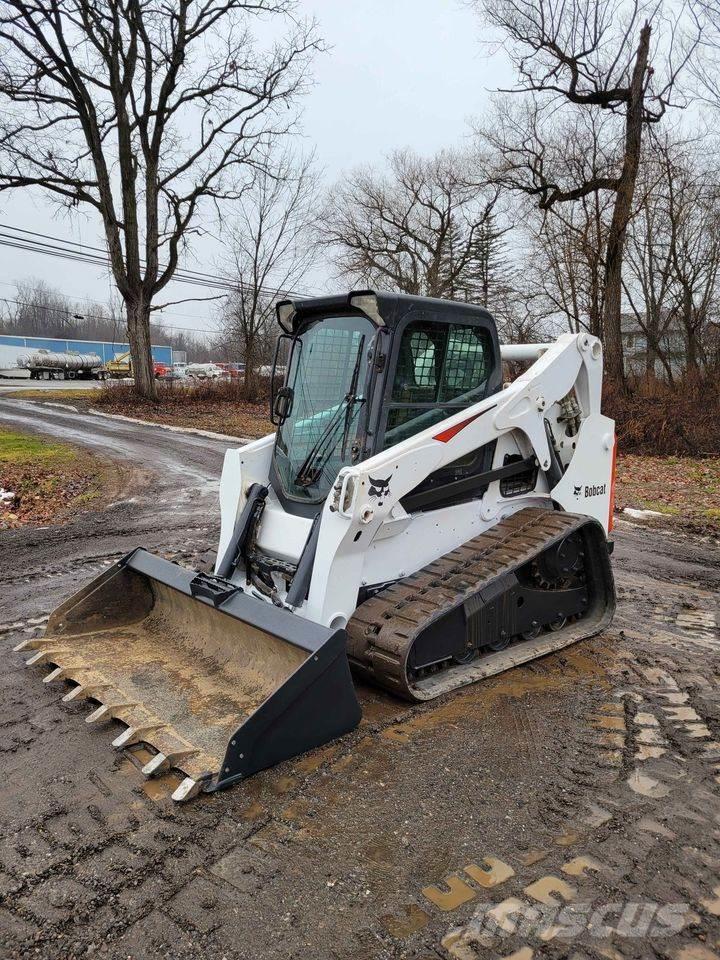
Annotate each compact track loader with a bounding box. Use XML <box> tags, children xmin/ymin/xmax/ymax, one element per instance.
<box><xmin>17</xmin><ymin>292</ymin><xmax>616</xmax><ymax>801</ymax></box>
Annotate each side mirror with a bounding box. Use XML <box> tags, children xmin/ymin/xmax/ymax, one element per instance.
<box><xmin>273</xmin><ymin>386</ymin><xmax>294</xmax><ymax>424</ymax></box>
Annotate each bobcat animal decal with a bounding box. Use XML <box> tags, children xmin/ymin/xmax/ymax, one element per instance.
<box><xmin>368</xmin><ymin>475</ymin><xmax>392</xmax><ymax>504</ymax></box>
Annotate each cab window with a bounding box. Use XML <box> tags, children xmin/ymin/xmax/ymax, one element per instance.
<box><xmin>385</xmin><ymin>319</ymin><xmax>493</xmax><ymax>448</ymax></box>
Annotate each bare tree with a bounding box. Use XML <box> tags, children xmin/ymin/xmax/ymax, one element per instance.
<box><xmin>506</xmin><ymin>111</ymin><xmax>617</xmax><ymax>339</ymax></box>
<box><xmin>475</xmin><ymin>0</ymin><xmax>697</xmax><ymax>385</ymax></box>
<box><xmin>663</xmin><ymin>147</ymin><xmax>720</xmax><ymax>372</ymax></box>
<box><xmin>622</xmin><ymin>137</ymin><xmax>682</xmax><ymax>380</ymax></box>
<box><xmin>219</xmin><ymin>151</ymin><xmax>319</xmax><ymax>399</ymax></box>
<box><xmin>0</xmin><ymin>2</ymin><xmax>321</xmax><ymax>398</ymax></box>
<box><xmin>0</xmin><ymin>278</ymin><xmax>77</xmax><ymax>337</ymax></box>
<box><xmin>692</xmin><ymin>0</ymin><xmax>720</xmax><ymax>109</ymax></box>
<box><xmin>321</xmin><ymin>149</ymin><xmax>505</xmax><ymax>301</ymax></box>
<box><xmin>622</xmin><ymin>131</ymin><xmax>720</xmax><ymax>378</ymax></box>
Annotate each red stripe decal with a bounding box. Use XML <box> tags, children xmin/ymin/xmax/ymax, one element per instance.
<box><xmin>433</xmin><ymin>411</ymin><xmax>483</xmax><ymax>443</ymax></box>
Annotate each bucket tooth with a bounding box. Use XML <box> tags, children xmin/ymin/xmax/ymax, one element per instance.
<box><xmin>172</xmin><ymin>777</ymin><xmax>207</xmax><ymax>803</ymax></box>
<box><xmin>85</xmin><ymin>701</ymin><xmax>137</xmax><ymax>724</ymax></box>
<box><xmin>43</xmin><ymin>663</ymin><xmax>88</xmax><ymax>684</ymax></box>
<box><xmin>142</xmin><ymin>748</ymin><xmax>199</xmax><ymax>778</ymax></box>
<box><xmin>25</xmin><ymin>648</ymin><xmax>66</xmax><ymax>667</ymax></box>
<box><xmin>62</xmin><ymin>682</ymin><xmax>111</xmax><ymax>703</ymax></box>
<box><xmin>111</xmin><ymin>723</ymin><xmax>167</xmax><ymax>750</ymax></box>
<box><xmin>13</xmin><ymin>636</ymin><xmax>54</xmax><ymax>653</ymax></box>
<box><xmin>43</xmin><ymin>666</ymin><xmax>66</xmax><ymax>684</ymax></box>
<box><xmin>141</xmin><ymin>752</ymin><xmax>171</xmax><ymax>777</ymax></box>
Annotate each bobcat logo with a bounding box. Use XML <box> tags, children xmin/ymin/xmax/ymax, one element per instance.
<box><xmin>368</xmin><ymin>475</ymin><xmax>392</xmax><ymax>503</ymax></box>
<box><xmin>573</xmin><ymin>482</ymin><xmax>607</xmax><ymax>498</ymax></box>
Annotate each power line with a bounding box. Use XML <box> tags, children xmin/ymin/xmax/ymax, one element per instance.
<box><xmin>0</xmin><ymin>222</ymin><xmax>309</xmax><ymax>298</ymax></box>
<box><xmin>0</xmin><ymin>222</ymin><xmax>241</xmax><ymax>288</ymax></box>
<box><xmin>0</xmin><ymin>234</ymin><xmax>231</xmax><ymax>292</ymax></box>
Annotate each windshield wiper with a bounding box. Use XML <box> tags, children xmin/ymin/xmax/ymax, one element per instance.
<box><xmin>340</xmin><ymin>336</ymin><xmax>367</xmax><ymax>460</ymax></box>
<box><xmin>294</xmin><ymin>335</ymin><xmax>365</xmax><ymax>488</ymax></box>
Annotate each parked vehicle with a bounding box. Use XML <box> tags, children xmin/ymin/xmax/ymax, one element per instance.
<box><xmin>17</xmin><ymin>349</ymin><xmax>107</xmax><ymax>381</ymax></box>
<box><xmin>106</xmin><ymin>351</ymin><xmax>171</xmax><ymax>379</ymax></box>
<box><xmin>185</xmin><ymin>362</ymin><xmax>224</xmax><ymax>379</ymax></box>
<box><xmin>216</xmin><ymin>362</ymin><xmax>245</xmax><ymax>378</ymax></box>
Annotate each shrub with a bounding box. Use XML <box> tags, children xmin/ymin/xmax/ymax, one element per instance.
<box><xmin>95</xmin><ymin>375</ymin><xmax>278</xmax><ymax>408</ymax></box>
<box><xmin>605</xmin><ymin>369</ymin><xmax>720</xmax><ymax>456</ymax></box>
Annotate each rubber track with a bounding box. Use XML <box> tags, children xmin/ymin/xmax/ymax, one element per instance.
<box><xmin>347</xmin><ymin>507</ymin><xmax>611</xmax><ymax>701</ymax></box>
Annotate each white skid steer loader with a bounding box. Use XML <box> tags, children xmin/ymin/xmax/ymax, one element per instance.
<box><xmin>17</xmin><ymin>292</ymin><xmax>616</xmax><ymax>801</ymax></box>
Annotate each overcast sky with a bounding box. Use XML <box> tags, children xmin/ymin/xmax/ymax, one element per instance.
<box><xmin>0</xmin><ymin>0</ymin><xmax>512</xmax><ymax>343</ymax></box>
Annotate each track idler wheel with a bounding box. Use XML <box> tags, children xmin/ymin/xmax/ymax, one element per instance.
<box><xmin>486</xmin><ymin>633</ymin><xmax>512</xmax><ymax>652</ymax></box>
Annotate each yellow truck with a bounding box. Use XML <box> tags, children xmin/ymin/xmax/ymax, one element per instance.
<box><xmin>106</xmin><ymin>351</ymin><xmax>170</xmax><ymax>378</ymax></box>
<box><xmin>105</xmin><ymin>351</ymin><xmax>131</xmax><ymax>378</ymax></box>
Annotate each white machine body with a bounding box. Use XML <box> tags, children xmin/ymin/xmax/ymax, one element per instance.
<box><xmin>216</xmin><ymin>332</ymin><xmax>615</xmax><ymax>631</ymax></box>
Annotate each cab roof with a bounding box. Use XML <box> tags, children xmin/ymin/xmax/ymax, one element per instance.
<box><xmin>276</xmin><ymin>289</ymin><xmax>495</xmax><ymax>334</ymax></box>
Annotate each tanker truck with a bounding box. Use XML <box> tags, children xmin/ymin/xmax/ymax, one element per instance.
<box><xmin>17</xmin><ymin>349</ymin><xmax>107</xmax><ymax>381</ymax></box>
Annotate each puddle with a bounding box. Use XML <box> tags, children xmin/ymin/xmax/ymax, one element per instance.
<box><xmin>554</xmin><ymin>829</ymin><xmax>581</xmax><ymax>847</ymax></box>
<box><xmin>293</xmin><ymin>744</ymin><xmax>340</xmax><ymax>774</ymax></box>
<box><xmin>380</xmin><ymin>903</ymin><xmax>430</xmax><ymax>937</ymax></box>
<box><xmin>663</xmin><ymin>706</ymin><xmax>700</xmax><ymax>721</ymax></box>
<box><xmin>519</xmin><ymin>849</ymin><xmax>548</xmax><ymax>867</ymax></box>
<box><xmin>422</xmin><ymin>874</ymin><xmax>476</xmax><ymax>911</ymax></box>
<box><xmin>635</xmin><ymin>744</ymin><xmax>667</xmax><ymax>761</ymax></box>
<box><xmin>627</xmin><ymin>770</ymin><xmax>670</xmax><ymax>798</ymax></box>
<box><xmin>635</xmin><ymin>712</ymin><xmax>659</xmax><ymax>726</ymax></box>
<box><xmin>141</xmin><ymin>776</ymin><xmax>179</xmax><ymax>802</ymax></box>
<box><xmin>636</xmin><ymin>728</ymin><xmax>666</xmax><ymax>745</ymax></box>
<box><xmin>270</xmin><ymin>775</ymin><xmax>297</xmax><ymax>795</ymax></box>
<box><xmin>593</xmin><ymin>715</ymin><xmax>625</xmax><ymax>730</ymax></box>
<box><xmin>239</xmin><ymin>801</ymin><xmax>265</xmax><ymax>821</ymax></box>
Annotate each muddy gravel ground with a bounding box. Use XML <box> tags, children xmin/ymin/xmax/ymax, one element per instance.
<box><xmin>1</xmin><ymin>399</ymin><xmax>719</xmax><ymax>960</ymax></box>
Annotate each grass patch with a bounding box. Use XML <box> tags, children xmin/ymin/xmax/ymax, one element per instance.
<box><xmin>639</xmin><ymin>500</ymin><xmax>680</xmax><ymax>516</ymax></box>
<box><xmin>0</xmin><ymin>431</ymin><xmax>77</xmax><ymax>466</ymax></box>
<box><xmin>0</xmin><ymin>428</ymin><xmax>105</xmax><ymax>529</ymax></box>
<box><xmin>0</xmin><ymin>388</ymin><xmax>98</xmax><ymax>402</ymax></box>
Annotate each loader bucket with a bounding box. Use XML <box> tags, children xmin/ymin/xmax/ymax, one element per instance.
<box><xmin>16</xmin><ymin>549</ymin><xmax>361</xmax><ymax>801</ymax></box>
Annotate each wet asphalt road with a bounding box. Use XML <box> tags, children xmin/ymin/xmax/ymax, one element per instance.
<box><xmin>1</xmin><ymin>397</ymin><xmax>719</xmax><ymax>960</ymax></box>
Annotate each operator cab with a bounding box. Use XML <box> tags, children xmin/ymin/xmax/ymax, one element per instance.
<box><xmin>270</xmin><ymin>291</ymin><xmax>503</xmax><ymax>517</ymax></box>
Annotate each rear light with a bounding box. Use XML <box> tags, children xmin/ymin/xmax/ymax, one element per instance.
<box><xmin>608</xmin><ymin>437</ymin><xmax>617</xmax><ymax>533</ymax></box>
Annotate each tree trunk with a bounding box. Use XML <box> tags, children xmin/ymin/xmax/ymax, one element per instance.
<box><xmin>126</xmin><ymin>296</ymin><xmax>157</xmax><ymax>401</ymax></box>
<box><xmin>644</xmin><ymin>340</ymin><xmax>654</xmax><ymax>376</ymax></box>
<box><xmin>601</xmin><ymin>22</ymin><xmax>652</xmax><ymax>388</ymax></box>
<box><xmin>243</xmin><ymin>338</ymin><xmax>256</xmax><ymax>402</ymax></box>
